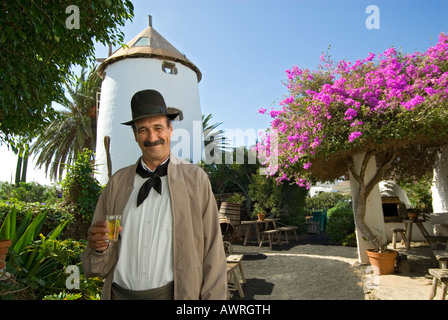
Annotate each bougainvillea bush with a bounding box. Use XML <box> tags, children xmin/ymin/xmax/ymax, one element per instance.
<box><xmin>257</xmin><ymin>33</ymin><xmax>448</xmax><ymax>249</ymax></box>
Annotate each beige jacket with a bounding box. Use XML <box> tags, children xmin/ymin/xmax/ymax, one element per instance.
<box><xmin>80</xmin><ymin>155</ymin><xmax>227</xmax><ymax>300</ymax></box>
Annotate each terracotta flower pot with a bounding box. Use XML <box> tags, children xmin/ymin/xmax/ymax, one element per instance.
<box><xmin>0</xmin><ymin>239</ymin><xmax>12</xmax><ymax>269</ymax></box>
<box><xmin>407</xmin><ymin>212</ymin><xmax>418</xmax><ymax>221</ymax></box>
<box><xmin>257</xmin><ymin>213</ymin><xmax>266</xmax><ymax>221</ymax></box>
<box><xmin>366</xmin><ymin>249</ymin><xmax>398</xmax><ymax>275</ymax></box>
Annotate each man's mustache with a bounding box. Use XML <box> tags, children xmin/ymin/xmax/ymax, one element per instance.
<box><xmin>143</xmin><ymin>139</ymin><xmax>165</xmax><ymax>147</ymax></box>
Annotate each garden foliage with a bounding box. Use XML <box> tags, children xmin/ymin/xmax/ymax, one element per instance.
<box><xmin>305</xmin><ymin>192</ymin><xmax>351</xmax><ymax>214</ymax></box>
<box><xmin>0</xmin><ymin>181</ymin><xmax>60</xmax><ymax>204</ymax></box>
<box><xmin>0</xmin><ymin>150</ymin><xmax>104</xmax><ymax>299</ymax></box>
<box><xmin>60</xmin><ymin>148</ymin><xmax>102</xmax><ymax>224</ymax></box>
<box><xmin>0</xmin><ymin>208</ymin><xmax>68</xmax><ymax>299</ymax></box>
<box><xmin>326</xmin><ymin>201</ymin><xmax>356</xmax><ymax>246</ymax></box>
<box><xmin>1</xmin><ymin>1</ymin><xmax>134</xmax><ymax>144</ymax></box>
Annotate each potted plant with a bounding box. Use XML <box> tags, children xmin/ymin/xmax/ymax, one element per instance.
<box><xmin>0</xmin><ymin>208</ymin><xmax>15</xmax><ymax>270</ymax></box>
<box><xmin>0</xmin><ymin>239</ymin><xmax>12</xmax><ymax>269</ymax></box>
<box><xmin>406</xmin><ymin>208</ymin><xmax>419</xmax><ymax>221</ymax></box>
<box><xmin>365</xmin><ymin>232</ymin><xmax>398</xmax><ymax>275</ymax></box>
<box><xmin>252</xmin><ymin>203</ymin><xmax>266</xmax><ymax>221</ymax></box>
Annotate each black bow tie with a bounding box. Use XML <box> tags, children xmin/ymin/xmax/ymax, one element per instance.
<box><xmin>136</xmin><ymin>158</ymin><xmax>169</xmax><ymax>207</ymax></box>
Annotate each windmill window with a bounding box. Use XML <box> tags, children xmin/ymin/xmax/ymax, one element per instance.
<box><xmin>133</xmin><ymin>37</ymin><xmax>150</xmax><ymax>46</ymax></box>
<box><xmin>162</xmin><ymin>61</ymin><xmax>178</xmax><ymax>75</ymax></box>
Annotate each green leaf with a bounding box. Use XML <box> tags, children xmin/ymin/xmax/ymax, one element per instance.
<box><xmin>0</xmin><ymin>208</ymin><xmax>16</xmax><ymax>240</ymax></box>
<box><xmin>13</xmin><ymin>211</ymin><xmax>47</xmax><ymax>254</ymax></box>
<box><xmin>1</xmin><ymin>1</ymin><xmax>134</xmax><ymax>142</ymax></box>
<box><xmin>14</xmin><ymin>210</ymin><xmax>32</xmax><ymax>244</ymax></box>
<box><xmin>47</xmin><ymin>220</ymin><xmax>68</xmax><ymax>241</ymax></box>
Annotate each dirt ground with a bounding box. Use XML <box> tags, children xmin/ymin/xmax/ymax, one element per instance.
<box><xmin>363</xmin><ymin>241</ymin><xmax>446</xmax><ymax>300</ymax></box>
<box><xmin>227</xmin><ymin>231</ymin><xmax>445</xmax><ymax>300</ymax></box>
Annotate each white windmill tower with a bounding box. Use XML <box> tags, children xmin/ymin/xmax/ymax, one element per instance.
<box><xmin>95</xmin><ymin>16</ymin><xmax>203</xmax><ymax>185</ymax></box>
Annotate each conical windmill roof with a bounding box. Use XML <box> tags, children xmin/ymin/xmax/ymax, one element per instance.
<box><xmin>97</xmin><ymin>17</ymin><xmax>202</xmax><ymax>82</ymax></box>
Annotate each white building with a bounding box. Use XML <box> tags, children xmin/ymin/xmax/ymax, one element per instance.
<box><xmin>95</xmin><ymin>16</ymin><xmax>203</xmax><ymax>185</ymax></box>
<box><xmin>309</xmin><ymin>182</ymin><xmax>338</xmax><ymax>197</ymax></box>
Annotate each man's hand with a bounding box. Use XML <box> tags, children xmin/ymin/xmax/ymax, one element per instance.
<box><xmin>87</xmin><ymin>221</ymin><xmax>111</xmax><ymax>253</ymax></box>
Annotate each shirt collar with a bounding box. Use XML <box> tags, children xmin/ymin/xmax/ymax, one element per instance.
<box><xmin>140</xmin><ymin>157</ymin><xmax>170</xmax><ymax>173</ymax></box>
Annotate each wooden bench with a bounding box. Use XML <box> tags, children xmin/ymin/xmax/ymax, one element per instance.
<box><xmin>427</xmin><ymin>236</ymin><xmax>448</xmax><ymax>249</ymax></box>
<box><xmin>227</xmin><ymin>262</ymin><xmax>244</xmax><ymax>299</ymax></box>
<box><xmin>391</xmin><ymin>227</ymin><xmax>407</xmax><ymax>249</ymax></box>
<box><xmin>227</xmin><ymin>254</ymin><xmax>246</xmax><ymax>284</ymax></box>
<box><xmin>277</xmin><ymin>226</ymin><xmax>298</xmax><ymax>244</ymax></box>
<box><xmin>433</xmin><ymin>250</ymin><xmax>448</xmax><ymax>269</ymax></box>
<box><xmin>259</xmin><ymin>229</ymin><xmax>281</xmax><ymax>249</ymax></box>
<box><xmin>428</xmin><ymin>268</ymin><xmax>448</xmax><ymax>300</ymax></box>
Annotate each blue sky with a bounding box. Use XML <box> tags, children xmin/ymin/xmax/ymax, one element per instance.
<box><xmin>93</xmin><ymin>0</ymin><xmax>448</xmax><ymax>143</ymax></box>
<box><xmin>1</xmin><ymin>0</ymin><xmax>447</xmax><ymax>184</ymax></box>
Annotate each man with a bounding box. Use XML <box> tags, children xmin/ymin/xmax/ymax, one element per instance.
<box><xmin>81</xmin><ymin>89</ymin><xmax>227</xmax><ymax>300</ymax></box>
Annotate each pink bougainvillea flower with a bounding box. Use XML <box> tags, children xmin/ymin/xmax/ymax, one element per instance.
<box><xmin>255</xmin><ymin>33</ymin><xmax>448</xmax><ymax>189</ymax></box>
<box><xmin>344</xmin><ymin>108</ymin><xmax>358</xmax><ymax>120</ymax></box>
<box><xmin>348</xmin><ymin>131</ymin><xmax>362</xmax><ymax>142</ymax></box>
<box><xmin>404</xmin><ymin>95</ymin><xmax>425</xmax><ymax>110</ymax></box>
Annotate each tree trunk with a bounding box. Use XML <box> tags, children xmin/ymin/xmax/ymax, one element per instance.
<box><xmin>15</xmin><ymin>155</ymin><xmax>22</xmax><ymax>185</ymax></box>
<box><xmin>21</xmin><ymin>155</ymin><xmax>28</xmax><ymax>183</ymax></box>
<box><xmin>431</xmin><ymin>144</ymin><xmax>448</xmax><ymax>212</ymax></box>
<box><xmin>352</xmin><ymin>185</ymin><xmax>382</xmax><ymax>250</ymax></box>
<box><xmin>348</xmin><ymin>151</ymin><xmax>395</xmax><ymax>263</ymax></box>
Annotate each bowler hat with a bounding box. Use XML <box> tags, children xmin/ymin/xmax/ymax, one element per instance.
<box><xmin>122</xmin><ymin>89</ymin><xmax>183</xmax><ymax>126</ymax></box>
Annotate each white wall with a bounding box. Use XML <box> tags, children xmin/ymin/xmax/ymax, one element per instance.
<box><xmin>432</xmin><ymin>145</ymin><xmax>448</xmax><ymax>213</ymax></box>
<box><xmin>96</xmin><ymin>58</ymin><xmax>203</xmax><ymax>185</ymax></box>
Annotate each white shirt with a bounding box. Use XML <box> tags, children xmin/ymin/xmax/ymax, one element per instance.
<box><xmin>113</xmin><ymin>159</ymin><xmax>174</xmax><ymax>290</ymax></box>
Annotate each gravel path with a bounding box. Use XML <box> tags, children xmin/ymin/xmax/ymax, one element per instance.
<box><xmin>228</xmin><ymin>231</ymin><xmax>366</xmax><ymax>300</ymax></box>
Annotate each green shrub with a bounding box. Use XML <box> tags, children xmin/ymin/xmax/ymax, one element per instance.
<box><xmin>248</xmin><ymin>174</ymin><xmax>308</xmax><ymax>226</ymax></box>
<box><xmin>0</xmin><ymin>208</ymin><xmax>101</xmax><ymax>300</ymax></box>
<box><xmin>326</xmin><ymin>201</ymin><xmax>356</xmax><ymax>246</ymax></box>
<box><xmin>0</xmin><ymin>208</ymin><xmax>68</xmax><ymax>300</ymax></box>
<box><xmin>0</xmin><ymin>200</ymin><xmax>73</xmax><ymax>237</ymax></box>
<box><xmin>38</xmin><ymin>239</ymin><xmax>103</xmax><ymax>300</ymax></box>
<box><xmin>397</xmin><ymin>173</ymin><xmax>433</xmax><ymax>213</ymax></box>
<box><xmin>248</xmin><ymin>174</ymin><xmax>282</xmax><ymax>216</ymax></box>
<box><xmin>225</xmin><ymin>193</ymin><xmax>245</xmax><ymax>204</ymax></box>
<box><xmin>0</xmin><ymin>181</ymin><xmax>61</xmax><ymax>204</ymax></box>
<box><xmin>279</xmin><ymin>182</ymin><xmax>308</xmax><ymax>227</ymax></box>
<box><xmin>2</xmin><ymin>238</ymin><xmax>102</xmax><ymax>300</ymax></box>
<box><xmin>305</xmin><ymin>192</ymin><xmax>351</xmax><ymax>214</ymax></box>
<box><xmin>60</xmin><ymin>149</ymin><xmax>103</xmax><ymax>225</ymax></box>
<box><xmin>341</xmin><ymin>232</ymin><xmax>357</xmax><ymax>247</ymax></box>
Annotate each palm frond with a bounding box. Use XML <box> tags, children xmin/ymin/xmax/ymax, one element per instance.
<box><xmin>31</xmin><ymin>66</ymin><xmax>101</xmax><ymax>181</ymax></box>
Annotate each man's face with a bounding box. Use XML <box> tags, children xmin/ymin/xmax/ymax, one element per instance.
<box><xmin>134</xmin><ymin>116</ymin><xmax>172</xmax><ymax>166</ymax></box>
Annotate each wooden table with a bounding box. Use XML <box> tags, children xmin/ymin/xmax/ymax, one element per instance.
<box><xmin>241</xmin><ymin>220</ymin><xmax>264</xmax><ymax>246</ymax></box>
<box><xmin>241</xmin><ymin>218</ymin><xmax>281</xmax><ymax>246</ymax></box>
<box><xmin>241</xmin><ymin>218</ymin><xmax>283</xmax><ymax>246</ymax></box>
<box><xmin>404</xmin><ymin>219</ymin><xmax>433</xmax><ymax>249</ymax></box>
<box><xmin>264</xmin><ymin>218</ymin><xmax>280</xmax><ymax>229</ymax></box>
